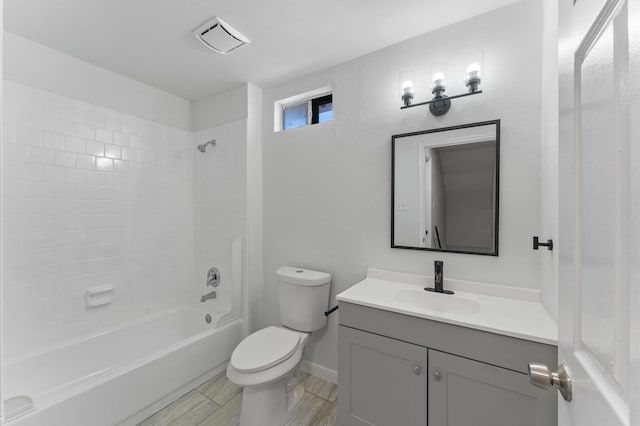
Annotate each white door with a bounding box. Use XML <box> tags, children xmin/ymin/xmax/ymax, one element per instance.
<box><xmin>556</xmin><ymin>0</ymin><xmax>639</xmax><ymax>425</ymax></box>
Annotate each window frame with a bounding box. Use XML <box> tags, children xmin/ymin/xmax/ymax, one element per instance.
<box><xmin>311</xmin><ymin>94</ymin><xmax>333</xmax><ymax>125</ymax></box>
<box><xmin>280</xmin><ymin>92</ymin><xmax>333</xmax><ymax>131</ymax></box>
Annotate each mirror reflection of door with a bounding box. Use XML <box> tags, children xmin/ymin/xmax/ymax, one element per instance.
<box><xmin>392</xmin><ymin>120</ymin><xmax>499</xmax><ymax>256</ymax></box>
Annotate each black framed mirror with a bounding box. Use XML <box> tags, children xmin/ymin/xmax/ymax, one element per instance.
<box><xmin>391</xmin><ymin>120</ymin><xmax>500</xmax><ymax>256</ymax></box>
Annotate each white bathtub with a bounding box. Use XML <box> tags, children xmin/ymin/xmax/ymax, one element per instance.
<box><xmin>2</xmin><ymin>307</ymin><xmax>243</xmax><ymax>425</ymax></box>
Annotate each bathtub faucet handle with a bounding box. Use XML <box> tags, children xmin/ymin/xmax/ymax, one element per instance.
<box><xmin>200</xmin><ymin>290</ymin><xmax>217</xmax><ymax>303</ymax></box>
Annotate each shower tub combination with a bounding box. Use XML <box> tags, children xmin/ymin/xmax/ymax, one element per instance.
<box><xmin>3</xmin><ymin>307</ymin><xmax>242</xmax><ymax>425</ymax></box>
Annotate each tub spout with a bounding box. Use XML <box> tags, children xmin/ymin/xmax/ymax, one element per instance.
<box><xmin>200</xmin><ymin>290</ymin><xmax>217</xmax><ymax>302</ymax></box>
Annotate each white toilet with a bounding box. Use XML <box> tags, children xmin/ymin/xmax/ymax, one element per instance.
<box><xmin>226</xmin><ymin>266</ymin><xmax>331</xmax><ymax>426</ymax></box>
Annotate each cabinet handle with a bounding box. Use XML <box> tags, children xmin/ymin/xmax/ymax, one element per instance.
<box><xmin>413</xmin><ymin>365</ymin><xmax>422</xmax><ymax>375</ymax></box>
<box><xmin>433</xmin><ymin>370</ymin><xmax>442</xmax><ymax>381</ymax></box>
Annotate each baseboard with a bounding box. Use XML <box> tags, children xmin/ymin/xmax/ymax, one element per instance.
<box><xmin>300</xmin><ymin>360</ymin><xmax>338</xmax><ymax>384</ymax></box>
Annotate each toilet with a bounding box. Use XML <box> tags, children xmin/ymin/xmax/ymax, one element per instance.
<box><xmin>226</xmin><ymin>266</ymin><xmax>331</xmax><ymax>426</ymax></box>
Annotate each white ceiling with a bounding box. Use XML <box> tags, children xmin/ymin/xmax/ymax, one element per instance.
<box><xmin>4</xmin><ymin>0</ymin><xmax>518</xmax><ymax>100</ymax></box>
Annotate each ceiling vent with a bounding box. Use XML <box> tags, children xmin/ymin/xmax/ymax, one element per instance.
<box><xmin>193</xmin><ymin>17</ymin><xmax>250</xmax><ymax>55</ymax></box>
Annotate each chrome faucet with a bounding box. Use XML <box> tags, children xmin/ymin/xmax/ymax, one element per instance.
<box><xmin>425</xmin><ymin>260</ymin><xmax>454</xmax><ymax>294</ymax></box>
<box><xmin>200</xmin><ymin>290</ymin><xmax>217</xmax><ymax>302</ymax></box>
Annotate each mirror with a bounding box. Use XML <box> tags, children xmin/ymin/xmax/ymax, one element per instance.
<box><xmin>392</xmin><ymin>120</ymin><xmax>500</xmax><ymax>256</ymax></box>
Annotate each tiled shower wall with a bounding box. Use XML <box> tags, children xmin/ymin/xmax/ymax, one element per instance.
<box><xmin>2</xmin><ymin>81</ymin><xmax>195</xmax><ymax>360</ymax></box>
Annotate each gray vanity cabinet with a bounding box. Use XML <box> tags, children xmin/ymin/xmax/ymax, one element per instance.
<box><xmin>428</xmin><ymin>349</ymin><xmax>555</xmax><ymax>426</ymax></box>
<box><xmin>338</xmin><ymin>302</ymin><xmax>558</xmax><ymax>426</ymax></box>
<box><xmin>338</xmin><ymin>326</ymin><xmax>427</xmax><ymax>426</ymax></box>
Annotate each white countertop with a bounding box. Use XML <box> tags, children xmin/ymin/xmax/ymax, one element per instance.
<box><xmin>336</xmin><ymin>269</ymin><xmax>558</xmax><ymax>345</ymax></box>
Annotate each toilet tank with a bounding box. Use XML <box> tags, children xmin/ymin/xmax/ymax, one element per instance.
<box><xmin>276</xmin><ymin>267</ymin><xmax>331</xmax><ymax>332</ymax></box>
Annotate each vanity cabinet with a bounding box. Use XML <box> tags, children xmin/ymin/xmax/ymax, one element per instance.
<box><xmin>339</xmin><ymin>327</ymin><xmax>427</xmax><ymax>425</ymax></box>
<box><xmin>338</xmin><ymin>302</ymin><xmax>558</xmax><ymax>426</ymax></box>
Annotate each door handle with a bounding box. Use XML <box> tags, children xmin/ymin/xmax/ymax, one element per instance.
<box><xmin>528</xmin><ymin>361</ymin><xmax>572</xmax><ymax>401</ymax></box>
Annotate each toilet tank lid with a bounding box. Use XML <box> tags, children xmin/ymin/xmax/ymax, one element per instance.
<box><xmin>276</xmin><ymin>266</ymin><xmax>331</xmax><ymax>286</ymax></box>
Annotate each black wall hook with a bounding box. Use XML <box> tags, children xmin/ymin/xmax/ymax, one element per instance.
<box><xmin>533</xmin><ymin>236</ymin><xmax>553</xmax><ymax>251</ymax></box>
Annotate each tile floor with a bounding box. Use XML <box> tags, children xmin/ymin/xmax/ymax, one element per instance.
<box><xmin>139</xmin><ymin>371</ymin><xmax>337</xmax><ymax>426</ymax></box>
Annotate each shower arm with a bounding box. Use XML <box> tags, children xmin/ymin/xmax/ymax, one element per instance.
<box><xmin>197</xmin><ymin>139</ymin><xmax>216</xmax><ymax>152</ymax></box>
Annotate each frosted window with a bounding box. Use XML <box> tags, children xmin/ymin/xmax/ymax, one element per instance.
<box><xmin>283</xmin><ymin>102</ymin><xmax>308</xmax><ymax>130</ymax></box>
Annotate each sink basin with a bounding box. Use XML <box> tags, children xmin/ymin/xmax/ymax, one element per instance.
<box><xmin>395</xmin><ymin>289</ymin><xmax>481</xmax><ymax>315</ymax></box>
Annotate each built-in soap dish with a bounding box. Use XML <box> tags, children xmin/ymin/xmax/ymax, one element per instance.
<box><xmin>3</xmin><ymin>395</ymin><xmax>35</xmax><ymax>422</ymax></box>
<box><xmin>84</xmin><ymin>286</ymin><xmax>115</xmax><ymax>308</ymax></box>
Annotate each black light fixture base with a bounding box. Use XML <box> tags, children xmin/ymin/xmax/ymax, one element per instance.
<box><xmin>429</xmin><ymin>96</ymin><xmax>451</xmax><ymax>116</ymax></box>
<box><xmin>424</xmin><ymin>287</ymin><xmax>455</xmax><ymax>295</ymax></box>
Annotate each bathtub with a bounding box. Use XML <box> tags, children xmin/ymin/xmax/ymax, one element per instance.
<box><xmin>2</xmin><ymin>306</ymin><xmax>243</xmax><ymax>425</ymax></box>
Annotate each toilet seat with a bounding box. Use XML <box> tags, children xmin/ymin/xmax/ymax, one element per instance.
<box><xmin>231</xmin><ymin>326</ymin><xmax>301</xmax><ymax>373</ymax></box>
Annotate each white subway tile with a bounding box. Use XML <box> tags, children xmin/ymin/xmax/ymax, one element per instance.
<box><xmin>54</xmin><ymin>119</ymin><xmax>76</xmax><ymax>137</ymax></box>
<box><xmin>113</xmin><ymin>132</ymin><xmax>129</xmax><ymax>147</ymax></box>
<box><xmin>16</xmin><ymin>127</ymin><xmax>42</xmax><ymax>146</ymax></box>
<box><xmin>113</xmin><ymin>159</ymin><xmax>130</xmax><ymax>172</ymax></box>
<box><xmin>96</xmin><ymin>128</ymin><xmax>114</xmax><ymax>144</ymax></box>
<box><xmin>87</xmin><ymin>229</ymin><xmax>115</xmax><ymax>245</ymax></box>
<box><xmin>104</xmin><ymin>144</ymin><xmax>121</xmax><ymax>159</ymax></box>
<box><xmin>29</xmin><ymin>146</ymin><xmax>55</xmax><ymax>165</ymax></box>
<box><xmin>86</xmin><ymin>170</ymin><xmax>106</xmax><ymax>186</ymax></box>
<box><xmin>5</xmin><ymin>143</ymin><xmax>29</xmax><ymax>162</ymax></box>
<box><xmin>129</xmin><ymin>135</ymin><xmax>142</xmax><ymax>148</ymax></box>
<box><xmin>85</xmin><ymin>110</ymin><xmax>105</xmax><ymax>128</ymax></box>
<box><xmin>121</xmin><ymin>147</ymin><xmax>135</xmax><ymax>161</ymax></box>
<box><xmin>105</xmin><ymin>116</ymin><xmax>122</xmax><ymax>132</ymax></box>
<box><xmin>30</xmin><ymin>114</ymin><xmax>55</xmax><ymax>132</ymax></box>
<box><xmin>66</xmin><ymin>168</ymin><xmax>86</xmax><ymax>184</ymax></box>
<box><xmin>86</xmin><ymin>141</ymin><xmax>105</xmax><ymax>157</ymax></box>
<box><xmin>65</xmin><ymin>136</ymin><xmax>86</xmax><ymax>154</ymax></box>
<box><xmin>54</xmin><ymin>183</ymin><xmax>76</xmax><ymax>200</ymax></box>
<box><xmin>31</xmin><ymin>215</ymin><xmax>56</xmax><ymax>232</ymax></box>
<box><xmin>16</xmin><ymin>163</ymin><xmax>43</xmax><ymax>180</ymax></box>
<box><xmin>3</xmin><ymin>83</ymin><xmax>197</xmax><ymax>358</ymax></box>
<box><xmin>96</xmin><ymin>157</ymin><xmax>114</xmax><ymax>172</ymax></box>
<box><xmin>54</xmin><ymin>151</ymin><xmax>77</xmax><ymax>168</ymax></box>
<box><xmin>43</xmin><ymin>166</ymin><xmax>67</xmax><ymax>183</ymax></box>
<box><xmin>104</xmin><ymin>173</ymin><xmax>121</xmax><ymax>187</ymax></box>
<box><xmin>76</xmin><ymin>123</ymin><xmax>96</xmax><ymax>140</ymax></box>
<box><xmin>3</xmin><ymin>124</ymin><xmax>17</xmax><ymax>144</ymax></box>
<box><xmin>42</xmin><ymin>132</ymin><xmax>65</xmax><ymax>150</ymax></box>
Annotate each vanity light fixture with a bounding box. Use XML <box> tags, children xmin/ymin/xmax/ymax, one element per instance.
<box><xmin>400</xmin><ymin>62</ymin><xmax>483</xmax><ymax>116</ymax></box>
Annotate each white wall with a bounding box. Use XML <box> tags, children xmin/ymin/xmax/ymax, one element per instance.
<box><xmin>539</xmin><ymin>0</ymin><xmax>560</xmax><ymax>320</ymax></box>
<box><xmin>2</xmin><ymin>81</ymin><xmax>194</xmax><ymax>359</ymax></box>
<box><xmin>246</xmin><ymin>83</ymin><xmax>264</xmax><ymax>334</ymax></box>
<box><xmin>3</xmin><ymin>33</ymin><xmax>192</xmax><ymax>131</ymax></box>
<box><xmin>193</xmin><ymin>84</ymin><xmax>248</xmax><ymax>132</ymax></box>
<box><xmin>193</xmin><ymin>119</ymin><xmax>247</xmax><ymax>321</ymax></box>
<box><xmin>261</xmin><ymin>0</ymin><xmax>544</xmax><ymax>372</ymax></box>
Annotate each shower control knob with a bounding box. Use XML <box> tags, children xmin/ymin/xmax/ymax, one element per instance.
<box><xmin>207</xmin><ymin>267</ymin><xmax>220</xmax><ymax>287</ymax></box>
<box><xmin>413</xmin><ymin>365</ymin><xmax>421</xmax><ymax>375</ymax></box>
<box><xmin>433</xmin><ymin>370</ymin><xmax>442</xmax><ymax>381</ymax></box>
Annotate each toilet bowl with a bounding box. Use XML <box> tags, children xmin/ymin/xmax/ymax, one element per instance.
<box><xmin>226</xmin><ymin>327</ymin><xmax>309</xmax><ymax>426</ymax></box>
<box><xmin>226</xmin><ymin>267</ymin><xmax>331</xmax><ymax>426</ymax></box>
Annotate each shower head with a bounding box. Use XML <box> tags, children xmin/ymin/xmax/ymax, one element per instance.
<box><xmin>197</xmin><ymin>139</ymin><xmax>216</xmax><ymax>153</ymax></box>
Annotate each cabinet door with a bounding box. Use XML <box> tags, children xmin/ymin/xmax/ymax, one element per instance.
<box><xmin>428</xmin><ymin>349</ymin><xmax>556</xmax><ymax>426</ymax></box>
<box><xmin>338</xmin><ymin>326</ymin><xmax>428</xmax><ymax>426</ymax></box>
